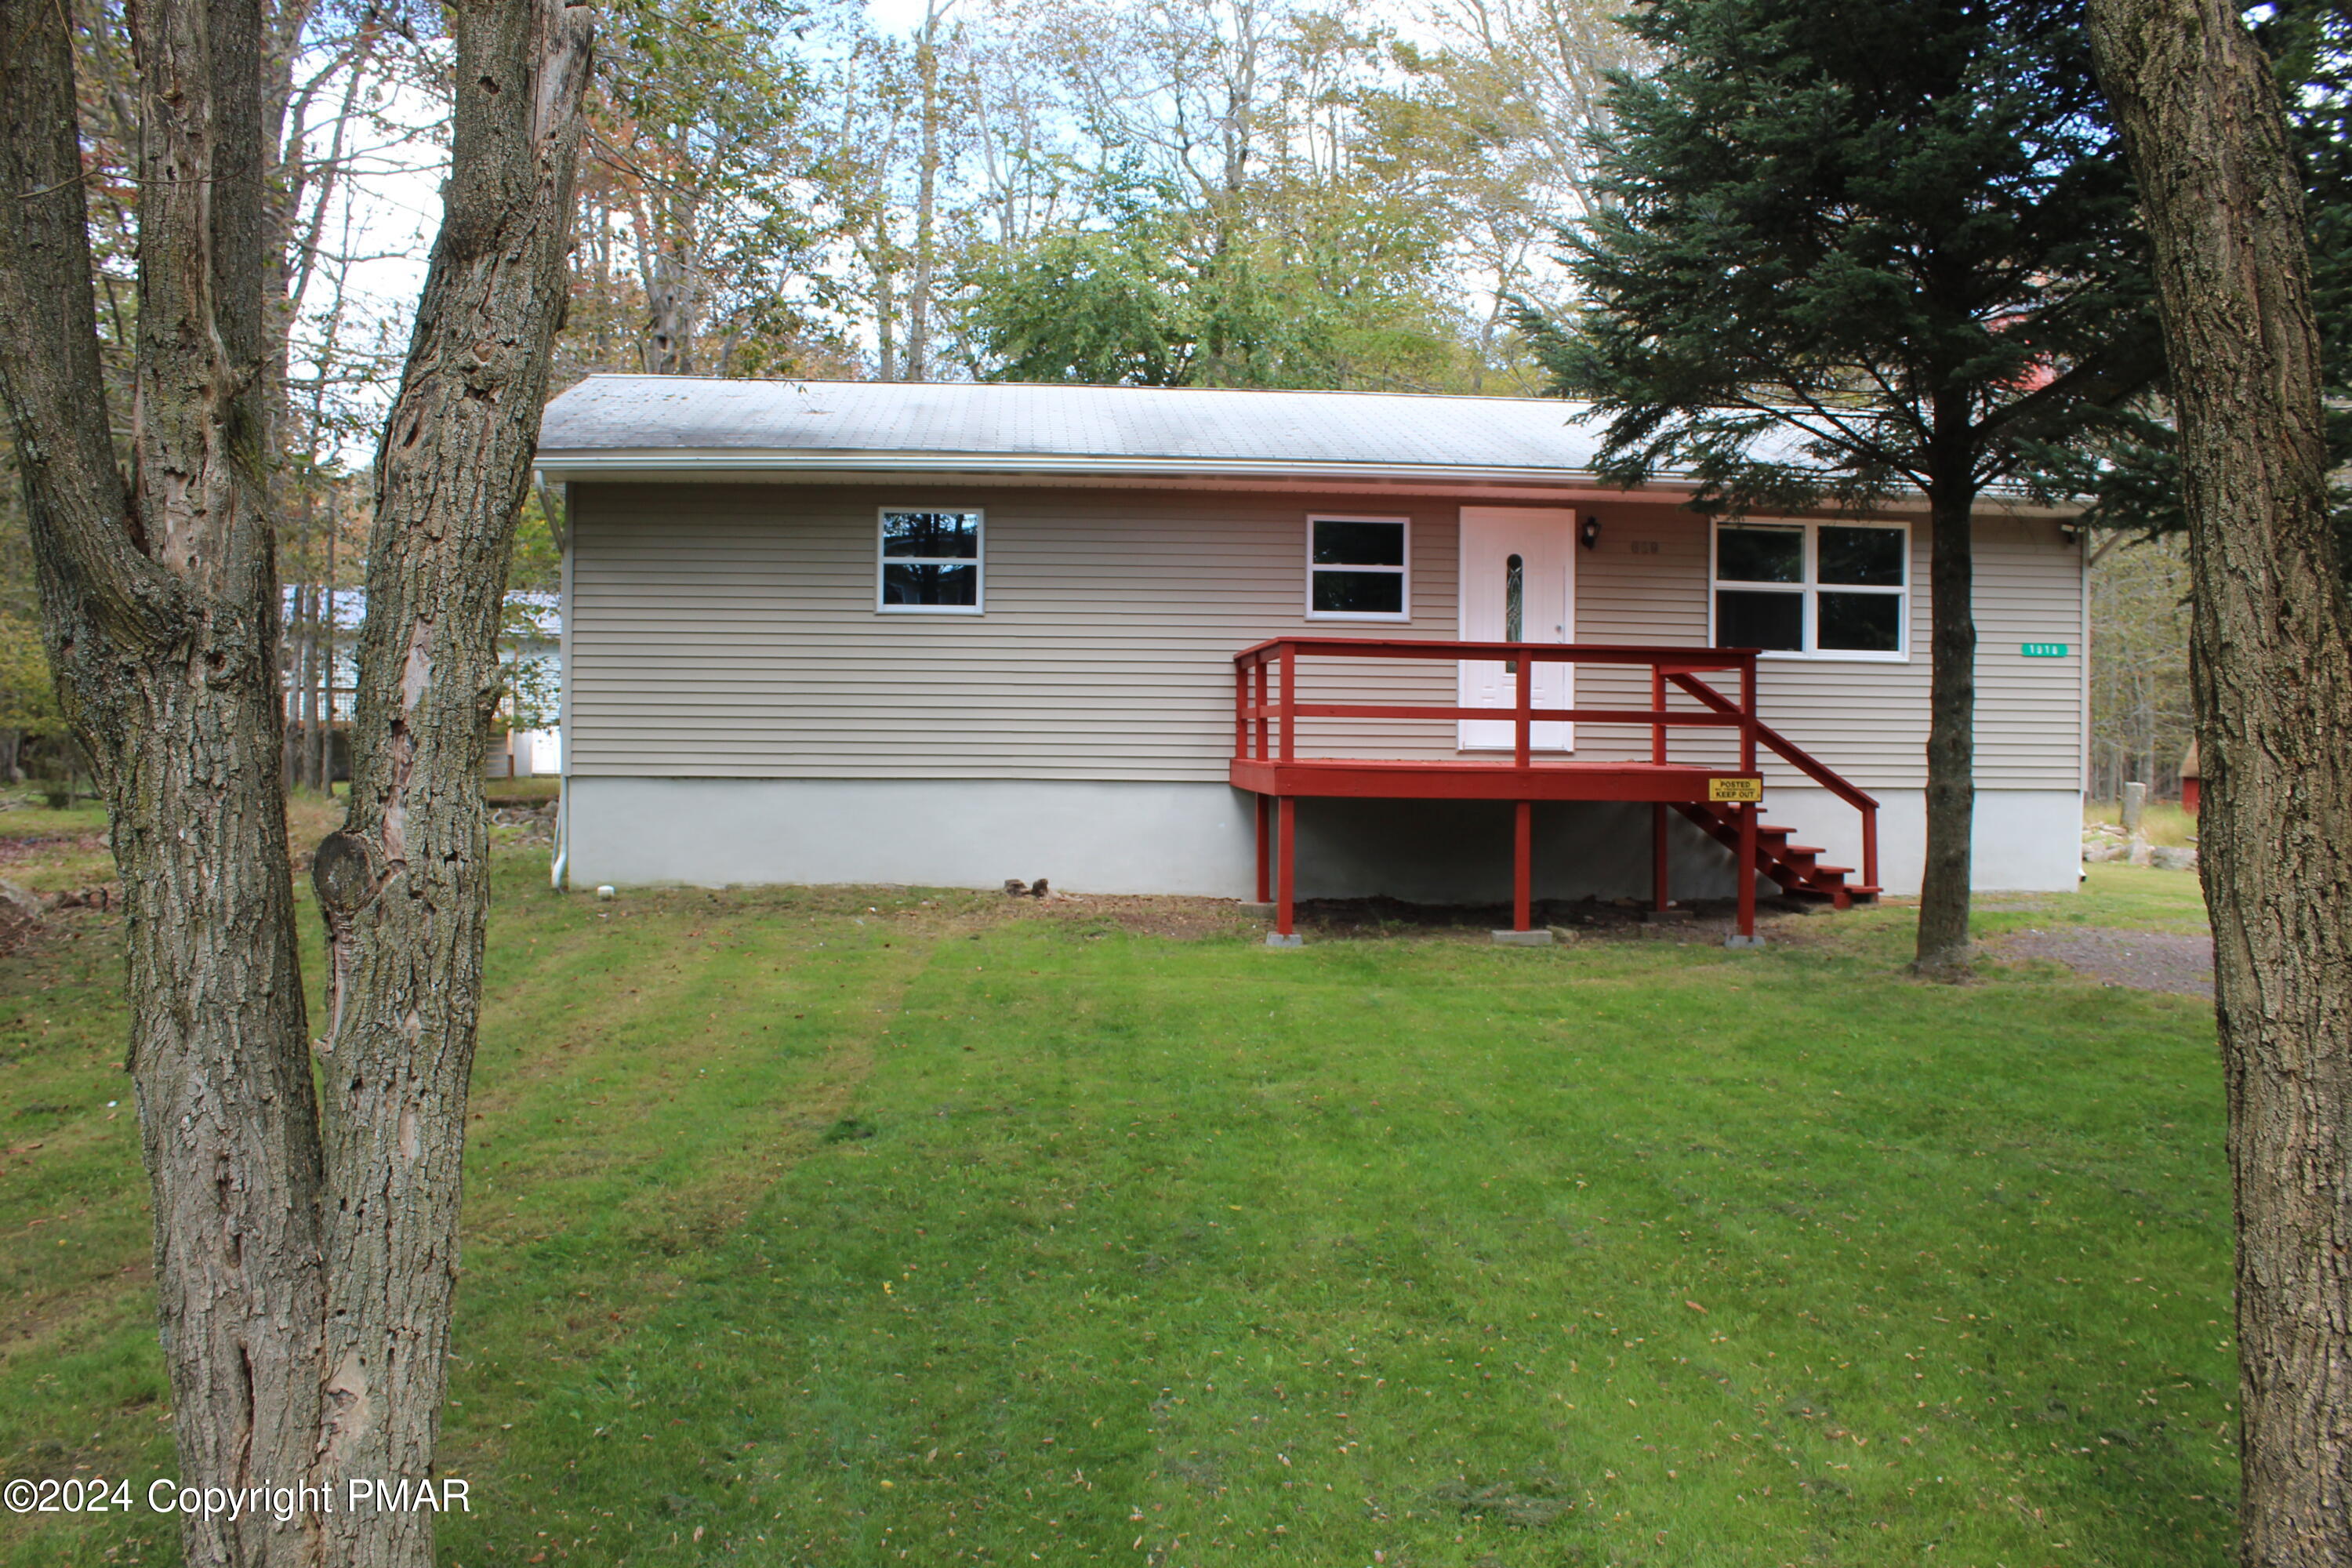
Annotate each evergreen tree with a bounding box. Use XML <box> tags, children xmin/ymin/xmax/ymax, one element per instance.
<box><xmin>2068</xmin><ymin>1</ymin><xmax>2352</xmax><ymax>576</ymax></box>
<box><xmin>1516</xmin><ymin>0</ymin><xmax>2165</xmax><ymax>972</ymax></box>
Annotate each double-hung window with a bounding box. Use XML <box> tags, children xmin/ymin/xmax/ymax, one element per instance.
<box><xmin>1711</xmin><ymin>520</ymin><xmax>1908</xmax><ymax>659</ymax></box>
<box><xmin>1305</xmin><ymin>515</ymin><xmax>1410</xmax><ymax>620</ymax></box>
<box><xmin>878</xmin><ymin>508</ymin><xmax>983</xmax><ymax>613</ymax></box>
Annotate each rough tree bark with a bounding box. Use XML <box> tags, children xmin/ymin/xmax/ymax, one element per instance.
<box><xmin>1915</xmin><ymin>403</ymin><xmax>1979</xmax><ymax>976</ymax></box>
<box><xmin>307</xmin><ymin>0</ymin><xmax>593</xmax><ymax>1563</ymax></box>
<box><xmin>2085</xmin><ymin>2</ymin><xmax>2352</xmax><ymax>1563</ymax></box>
<box><xmin>1</xmin><ymin>0</ymin><xmax>593</xmax><ymax>1561</ymax></box>
<box><xmin>0</xmin><ymin>0</ymin><xmax>325</xmax><ymax>1563</ymax></box>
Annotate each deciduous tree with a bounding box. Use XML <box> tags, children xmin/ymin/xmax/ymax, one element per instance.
<box><xmin>2085</xmin><ymin>0</ymin><xmax>2352</xmax><ymax>1559</ymax></box>
<box><xmin>0</xmin><ymin>2</ymin><xmax>593</xmax><ymax>1566</ymax></box>
<box><xmin>563</xmin><ymin>0</ymin><xmax>840</xmax><ymax>380</ymax></box>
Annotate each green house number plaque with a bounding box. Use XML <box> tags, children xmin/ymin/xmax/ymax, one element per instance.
<box><xmin>2020</xmin><ymin>642</ymin><xmax>2070</xmax><ymax>658</ymax></box>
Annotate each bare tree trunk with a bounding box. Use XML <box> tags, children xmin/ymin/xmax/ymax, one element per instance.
<box><xmin>646</xmin><ymin>243</ymin><xmax>691</xmax><ymax>374</ymax></box>
<box><xmin>260</xmin><ymin>0</ymin><xmax>325</xmax><ymax>423</ymax></box>
<box><xmin>1915</xmin><ymin>427</ymin><xmax>1977</xmax><ymax>975</ymax></box>
<box><xmin>307</xmin><ymin>1</ymin><xmax>593</xmax><ymax>1563</ymax></box>
<box><xmin>2087</xmin><ymin>2</ymin><xmax>2352</xmax><ymax>1563</ymax></box>
<box><xmin>874</xmin><ymin>209</ymin><xmax>899</xmax><ymax>380</ymax></box>
<box><xmin>0</xmin><ymin>0</ymin><xmax>324</xmax><ymax>1564</ymax></box>
<box><xmin>294</xmin><ymin>578</ymin><xmax>320</xmax><ymax>789</ymax></box>
<box><xmin>906</xmin><ymin>0</ymin><xmax>946</xmax><ymax>383</ymax></box>
<box><xmin>317</xmin><ymin>528</ymin><xmax>336</xmax><ymax>788</ymax></box>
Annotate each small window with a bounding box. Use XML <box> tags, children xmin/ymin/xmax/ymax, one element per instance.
<box><xmin>1307</xmin><ymin>515</ymin><xmax>1410</xmax><ymax>620</ymax></box>
<box><xmin>1711</xmin><ymin>519</ymin><xmax>1907</xmax><ymax>659</ymax></box>
<box><xmin>879</xmin><ymin>508</ymin><xmax>982</xmax><ymax>613</ymax></box>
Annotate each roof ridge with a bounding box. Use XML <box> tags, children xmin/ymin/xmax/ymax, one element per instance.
<box><xmin>563</xmin><ymin>372</ymin><xmax>1585</xmax><ymax>411</ymax></box>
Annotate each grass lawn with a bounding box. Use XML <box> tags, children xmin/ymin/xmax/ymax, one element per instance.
<box><xmin>2083</xmin><ymin>799</ymin><xmax>2199</xmax><ymax>851</ymax></box>
<box><xmin>2</xmin><ymin>854</ymin><xmax>2231</xmax><ymax>1566</ymax></box>
<box><xmin>484</xmin><ymin>776</ymin><xmax>564</xmax><ymax>807</ymax></box>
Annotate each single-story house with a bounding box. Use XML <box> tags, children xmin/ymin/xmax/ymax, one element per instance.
<box><xmin>535</xmin><ymin>377</ymin><xmax>2086</xmax><ymax>930</ymax></box>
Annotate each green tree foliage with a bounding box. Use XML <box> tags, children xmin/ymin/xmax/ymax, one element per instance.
<box><xmin>0</xmin><ymin>612</ymin><xmax>64</xmax><ymax>750</ymax></box>
<box><xmin>539</xmin><ymin>0</ymin><xmax>1642</xmax><ymax>391</ymax></box>
<box><xmin>2263</xmin><ymin>2</ymin><xmax>2352</xmax><ymax>388</ymax></box>
<box><xmin>562</xmin><ymin>0</ymin><xmax>855</xmax><ymax>381</ymax></box>
<box><xmin>1513</xmin><ymin>0</ymin><xmax>2165</xmax><ymax>968</ymax></box>
<box><xmin>0</xmin><ymin>452</ymin><xmax>68</xmax><ymax>779</ymax></box>
<box><xmin>1522</xmin><ymin>0</ymin><xmax>2161</xmax><ymax>506</ymax></box>
<box><xmin>2247</xmin><ymin>0</ymin><xmax>2352</xmax><ymax>572</ymax></box>
<box><xmin>2062</xmin><ymin>2</ymin><xmax>2352</xmax><ymax>577</ymax></box>
<box><xmin>960</xmin><ymin>174</ymin><xmax>1472</xmax><ymax>387</ymax></box>
<box><xmin>967</xmin><ymin>218</ymin><xmax>1189</xmax><ymax>384</ymax></box>
<box><xmin>952</xmin><ymin>0</ymin><xmax>1500</xmax><ymax>388</ymax></box>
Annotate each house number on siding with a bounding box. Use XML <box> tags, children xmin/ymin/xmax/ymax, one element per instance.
<box><xmin>2020</xmin><ymin>642</ymin><xmax>2070</xmax><ymax>657</ymax></box>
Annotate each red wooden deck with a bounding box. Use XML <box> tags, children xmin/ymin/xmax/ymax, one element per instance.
<box><xmin>1229</xmin><ymin>757</ymin><xmax>1750</xmax><ymax>801</ymax></box>
<box><xmin>1229</xmin><ymin>638</ymin><xmax>1881</xmax><ymax>942</ymax></box>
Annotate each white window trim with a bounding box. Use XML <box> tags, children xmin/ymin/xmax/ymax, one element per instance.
<box><xmin>1708</xmin><ymin>517</ymin><xmax>1911</xmax><ymax>662</ymax></box>
<box><xmin>877</xmin><ymin>506</ymin><xmax>985</xmax><ymax>615</ymax></box>
<box><xmin>1304</xmin><ymin>514</ymin><xmax>1413</xmax><ymax>622</ymax></box>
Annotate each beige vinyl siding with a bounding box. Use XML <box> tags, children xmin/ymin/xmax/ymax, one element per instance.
<box><xmin>568</xmin><ymin>482</ymin><xmax>2082</xmax><ymax>791</ymax></box>
<box><xmin>568</xmin><ymin>483</ymin><xmax>1463</xmax><ymax>781</ymax></box>
<box><xmin>1570</xmin><ymin>506</ymin><xmax>2082</xmax><ymax>789</ymax></box>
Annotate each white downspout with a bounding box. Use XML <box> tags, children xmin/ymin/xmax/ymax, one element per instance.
<box><xmin>551</xmin><ymin>477</ymin><xmax>572</xmax><ymax>891</ymax></box>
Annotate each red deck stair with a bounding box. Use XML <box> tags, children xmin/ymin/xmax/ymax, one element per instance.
<box><xmin>1673</xmin><ymin>802</ymin><xmax>1880</xmax><ymax>909</ymax></box>
<box><xmin>1229</xmin><ymin>638</ymin><xmax>1882</xmax><ymax>942</ymax></box>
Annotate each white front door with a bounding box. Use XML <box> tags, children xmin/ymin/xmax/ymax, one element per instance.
<box><xmin>1458</xmin><ymin>507</ymin><xmax>1576</xmax><ymax>750</ymax></box>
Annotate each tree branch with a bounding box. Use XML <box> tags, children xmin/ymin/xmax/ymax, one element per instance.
<box><xmin>0</xmin><ymin>0</ymin><xmax>172</xmax><ymax>642</ymax></box>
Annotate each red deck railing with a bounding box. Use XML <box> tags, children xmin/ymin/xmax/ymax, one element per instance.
<box><xmin>1229</xmin><ymin>637</ymin><xmax>1880</xmax><ymax>940</ymax></box>
<box><xmin>1233</xmin><ymin>637</ymin><xmax>1759</xmax><ymax>772</ymax></box>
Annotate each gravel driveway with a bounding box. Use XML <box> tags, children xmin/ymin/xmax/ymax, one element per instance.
<box><xmin>1997</xmin><ymin>927</ymin><xmax>2216</xmax><ymax>999</ymax></box>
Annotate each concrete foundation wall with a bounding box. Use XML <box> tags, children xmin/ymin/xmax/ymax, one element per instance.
<box><xmin>1755</xmin><ymin>786</ymin><xmax>2084</xmax><ymax>897</ymax></box>
<box><xmin>566</xmin><ymin>777</ymin><xmax>2083</xmax><ymax>901</ymax></box>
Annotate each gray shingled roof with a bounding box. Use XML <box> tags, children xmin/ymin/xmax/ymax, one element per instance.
<box><xmin>535</xmin><ymin>376</ymin><xmax>1617</xmax><ymax>479</ymax></box>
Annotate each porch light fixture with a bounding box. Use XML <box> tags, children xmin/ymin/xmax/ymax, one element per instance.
<box><xmin>1580</xmin><ymin>516</ymin><xmax>1601</xmax><ymax>550</ymax></box>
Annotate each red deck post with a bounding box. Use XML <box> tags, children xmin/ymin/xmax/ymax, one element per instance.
<box><xmin>1255</xmin><ymin>793</ymin><xmax>1270</xmax><ymax>903</ymax></box>
<box><xmin>1279</xmin><ymin>645</ymin><xmax>1296</xmax><ymax>762</ymax></box>
<box><xmin>1737</xmin><ymin>800</ymin><xmax>1758</xmax><ymax>939</ymax></box>
<box><xmin>1861</xmin><ymin>808</ymin><xmax>1879</xmax><ymax>893</ymax></box>
<box><xmin>1514</xmin><ymin>655</ymin><xmax>1532</xmax><ymax>768</ymax></box>
<box><xmin>1650</xmin><ymin>666</ymin><xmax>1666</xmax><ymax>764</ymax></box>
<box><xmin>1234</xmin><ymin>663</ymin><xmax>1247</xmax><ymax>759</ymax></box>
<box><xmin>1738</xmin><ymin>655</ymin><xmax>1758</xmax><ymax>775</ymax></box>
<box><xmin>1652</xmin><ymin>802</ymin><xmax>1670</xmax><ymax>913</ymax></box>
<box><xmin>1276</xmin><ymin>796</ymin><xmax>1297</xmax><ymax>936</ymax></box>
<box><xmin>1254</xmin><ymin>659</ymin><xmax>1269</xmax><ymax>760</ymax></box>
<box><xmin>1513</xmin><ymin>800</ymin><xmax>1533</xmax><ymax>931</ymax></box>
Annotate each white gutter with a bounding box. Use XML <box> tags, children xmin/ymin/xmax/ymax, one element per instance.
<box><xmin>533</xmin><ymin>447</ymin><xmax>2078</xmax><ymax>517</ymax></box>
<box><xmin>532</xmin><ymin>447</ymin><xmax>1648</xmax><ymax>488</ymax></box>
